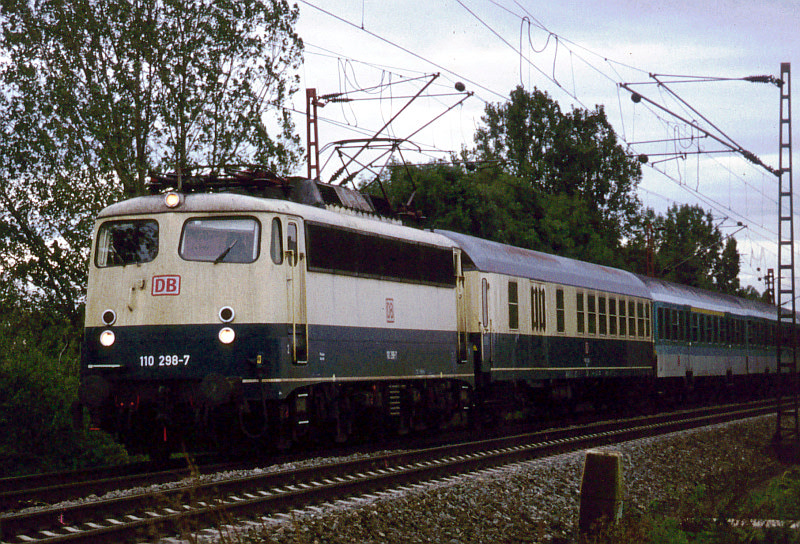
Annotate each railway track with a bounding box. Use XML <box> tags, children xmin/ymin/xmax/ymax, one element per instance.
<box><xmin>0</xmin><ymin>399</ymin><xmax>775</xmax><ymax>544</ymax></box>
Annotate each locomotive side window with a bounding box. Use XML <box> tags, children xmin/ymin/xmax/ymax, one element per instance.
<box><xmin>96</xmin><ymin>219</ymin><xmax>159</xmax><ymax>267</ymax></box>
<box><xmin>287</xmin><ymin>222</ymin><xmax>298</xmax><ymax>265</ymax></box>
<box><xmin>270</xmin><ymin>218</ymin><xmax>283</xmax><ymax>264</ymax></box>
<box><xmin>180</xmin><ymin>217</ymin><xmax>260</xmax><ymax>263</ymax></box>
<box><xmin>305</xmin><ymin>222</ymin><xmax>454</xmax><ymax>286</ymax></box>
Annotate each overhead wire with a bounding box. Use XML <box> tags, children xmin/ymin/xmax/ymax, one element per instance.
<box><xmin>301</xmin><ymin>0</ymin><xmax>781</xmax><ymax>286</ymax></box>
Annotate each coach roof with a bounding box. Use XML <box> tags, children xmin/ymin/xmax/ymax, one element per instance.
<box><xmin>638</xmin><ymin>275</ymin><xmax>775</xmax><ymax>319</ymax></box>
<box><xmin>438</xmin><ymin>230</ymin><xmax>651</xmax><ymax>298</ymax></box>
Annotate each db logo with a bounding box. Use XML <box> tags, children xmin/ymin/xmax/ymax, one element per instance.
<box><xmin>152</xmin><ymin>275</ymin><xmax>181</xmax><ymax>296</ymax></box>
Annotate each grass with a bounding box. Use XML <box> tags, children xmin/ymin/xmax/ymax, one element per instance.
<box><xmin>585</xmin><ymin>462</ymin><xmax>800</xmax><ymax>544</ymax></box>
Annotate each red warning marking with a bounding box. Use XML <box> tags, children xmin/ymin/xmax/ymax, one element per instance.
<box><xmin>386</xmin><ymin>298</ymin><xmax>395</xmax><ymax>323</ymax></box>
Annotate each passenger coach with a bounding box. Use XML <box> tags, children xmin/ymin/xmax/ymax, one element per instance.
<box><xmin>641</xmin><ymin>275</ymin><xmax>776</xmax><ymax>394</ymax></box>
<box><xmin>438</xmin><ymin>231</ymin><xmax>655</xmax><ymax>407</ymax></box>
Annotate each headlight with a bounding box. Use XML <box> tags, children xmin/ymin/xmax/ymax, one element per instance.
<box><xmin>164</xmin><ymin>192</ymin><xmax>182</xmax><ymax>208</ymax></box>
<box><xmin>218</xmin><ymin>327</ymin><xmax>235</xmax><ymax>344</ymax></box>
<box><xmin>219</xmin><ymin>306</ymin><xmax>235</xmax><ymax>323</ymax></box>
<box><xmin>99</xmin><ymin>330</ymin><xmax>116</xmax><ymax>347</ymax></box>
<box><xmin>102</xmin><ymin>309</ymin><xmax>117</xmax><ymax>325</ymax></box>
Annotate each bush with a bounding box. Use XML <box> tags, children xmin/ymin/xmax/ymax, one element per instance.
<box><xmin>0</xmin><ymin>310</ymin><xmax>127</xmax><ymax>475</ymax></box>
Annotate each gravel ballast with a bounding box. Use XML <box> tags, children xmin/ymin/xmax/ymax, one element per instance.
<box><xmin>194</xmin><ymin>414</ymin><xmax>787</xmax><ymax>544</ymax></box>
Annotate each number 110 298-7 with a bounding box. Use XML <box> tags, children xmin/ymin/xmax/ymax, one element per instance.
<box><xmin>139</xmin><ymin>354</ymin><xmax>191</xmax><ymax>367</ymax></box>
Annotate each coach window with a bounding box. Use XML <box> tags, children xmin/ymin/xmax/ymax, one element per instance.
<box><xmin>628</xmin><ymin>300</ymin><xmax>636</xmax><ymax>337</ymax></box>
<box><xmin>637</xmin><ymin>302</ymin><xmax>645</xmax><ymax>338</ymax></box>
<box><xmin>531</xmin><ymin>284</ymin><xmax>546</xmax><ymax>332</ymax></box>
<box><xmin>270</xmin><ymin>218</ymin><xmax>283</xmax><ymax>264</ymax></box>
<box><xmin>481</xmin><ymin>278</ymin><xmax>489</xmax><ymax>328</ymax></box>
<box><xmin>587</xmin><ymin>294</ymin><xmax>597</xmax><ymax>335</ymax></box>
<box><xmin>556</xmin><ymin>288</ymin><xmax>565</xmax><ymax>333</ymax></box>
<box><xmin>598</xmin><ymin>296</ymin><xmax>607</xmax><ymax>335</ymax></box>
<box><xmin>720</xmin><ymin>317</ymin><xmax>728</xmax><ymax>344</ymax></box>
<box><xmin>672</xmin><ymin>310</ymin><xmax>680</xmax><ymax>340</ymax></box>
<box><xmin>618</xmin><ymin>298</ymin><xmax>627</xmax><ymax>336</ymax></box>
<box><xmin>609</xmin><ymin>298</ymin><xmax>617</xmax><ymax>336</ymax></box>
<box><xmin>576</xmin><ymin>292</ymin><xmax>585</xmax><ymax>334</ymax></box>
<box><xmin>508</xmin><ymin>281</ymin><xmax>519</xmax><ymax>330</ymax></box>
<box><xmin>539</xmin><ymin>287</ymin><xmax>546</xmax><ymax>331</ymax></box>
<box><xmin>681</xmin><ymin>310</ymin><xmax>688</xmax><ymax>342</ymax></box>
<box><xmin>657</xmin><ymin>307</ymin><xmax>665</xmax><ymax>340</ymax></box>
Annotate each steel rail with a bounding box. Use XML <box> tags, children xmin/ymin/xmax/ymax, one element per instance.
<box><xmin>0</xmin><ymin>400</ymin><xmax>774</xmax><ymax>544</ymax></box>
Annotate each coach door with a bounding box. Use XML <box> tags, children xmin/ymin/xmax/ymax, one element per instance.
<box><xmin>286</xmin><ymin>219</ymin><xmax>308</xmax><ymax>364</ymax></box>
<box><xmin>480</xmin><ymin>277</ymin><xmax>493</xmax><ymax>367</ymax></box>
<box><xmin>455</xmin><ymin>249</ymin><xmax>468</xmax><ymax>364</ymax></box>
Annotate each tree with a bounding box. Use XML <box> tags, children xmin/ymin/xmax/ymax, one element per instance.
<box><xmin>0</xmin><ymin>87</ymin><xmax>118</xmax><ymax>320</ymax></box>
<box><xmin>2</xmin><ymin>0</ymin><xmax>303</xmax><ymax>198</ymax></box>
<box><xmin>472</xmin><ymin>86</ymin><xmax>643</xmax><ymax>261</ymax></box>
<box><xmin>371</xmin><ymin>161</ymin><xmax>538</xmax><ymax>248</ymax></box>
<box><xmin>713</xmin><ymin>237</ymin><xmax>741</xmax><ymax>295</ymax></box>
<box><xmin>651</xmin><ymin>204</ymin><xmax>735</xmax><ymax>291</ymax></box>
<box><xmin>0</xmin><ymin>0</ymin><xmax>303</xmax><ymax>316</ymax></box>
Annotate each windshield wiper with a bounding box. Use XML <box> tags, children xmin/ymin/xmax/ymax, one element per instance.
<box><xmin>213</xmin><ymin>239</ymin><xmax>238</xmax><ymax>264</ymax></box>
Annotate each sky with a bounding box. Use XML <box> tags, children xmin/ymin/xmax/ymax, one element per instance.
<box><xmin>288</xmin><ymin>0</ymin><xmax>800</xmax><ymax>291</ymax></box>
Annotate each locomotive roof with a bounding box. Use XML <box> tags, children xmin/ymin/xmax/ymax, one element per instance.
<box><xmin>437</xmin><ymin>230</ymin><xmax>651</xmax><ymax>299</ymax></box>
<box><xmin>97</xmin><ymin>193</ymin><xmax>458</xmax><ymax>249</ymax></box>
<box><xmin>637</xmin><ymin>275</ymin><xmax>776</xmax><ymax>320</ymax></box>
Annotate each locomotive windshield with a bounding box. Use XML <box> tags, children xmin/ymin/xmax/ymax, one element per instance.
<box><xmin>95</xmin><ymin>219</ymin><xmax>159</xmax><ymax>267</ymax></box>
<box><xmin>180</xmin><ymin>217</ymin><xmax>260</xmax><ymax>263</ymax></box>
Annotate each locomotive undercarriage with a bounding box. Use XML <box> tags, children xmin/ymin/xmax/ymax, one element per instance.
<box><xmin>85</xmin><ymin>377</ymin><xmax>474</xmax><ymax>461</ymax></box>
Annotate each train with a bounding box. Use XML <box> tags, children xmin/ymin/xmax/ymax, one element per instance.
<box><xmin>77</xmin><ymin>168</ymin><xmax>779</xmax><ymax>460</ymax></box>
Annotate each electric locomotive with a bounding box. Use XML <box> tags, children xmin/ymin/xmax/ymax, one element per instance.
<box><xmin>79</xmin><ymin>171</ymin><xmax>472</xmax><ymax>459</ymax></box>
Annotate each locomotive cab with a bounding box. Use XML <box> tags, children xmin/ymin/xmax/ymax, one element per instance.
<box><xmin>80</xmin><ymin>192</ymin><xmax>307</xmax><ymax>457</ymax></box>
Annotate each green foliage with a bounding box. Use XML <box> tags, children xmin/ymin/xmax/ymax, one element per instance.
<box><xmin>741</xmin><ymin>467</ymin><xmax>800</xmax><ymax>520</ymax></box>
<box><xmin>472</xmin><ymin>86</ymin><xmax>643</xmax><ymax>261</ymax></box>
<box><xmin>2</xmin><ymin>0</ymin><xmax>303</xmax><ymax>197</ymax></box>
<box><xmin>648</xmin><ymin>204</ymin><xmax>741</xmax><ymax>294</ymax></box>
<box><xmin>0</xmin><ymin>306</ymin><xmax>127</xmax><ymax>475</ymax></box>
<box><xmin>0</xmin><ymin>0</ymin><xmax>304</xmax><ymax>319</ymax></box>
<box><xmin>376</xmin><ymin>86</ymin><xmax>645</xmax><ymax>268</ymax></box>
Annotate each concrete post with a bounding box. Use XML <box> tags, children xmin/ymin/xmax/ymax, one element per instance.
<box><xmin>578</xmin><ymin>449</ymin><xmax>623</xmax><ymax>533</ymax></box>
